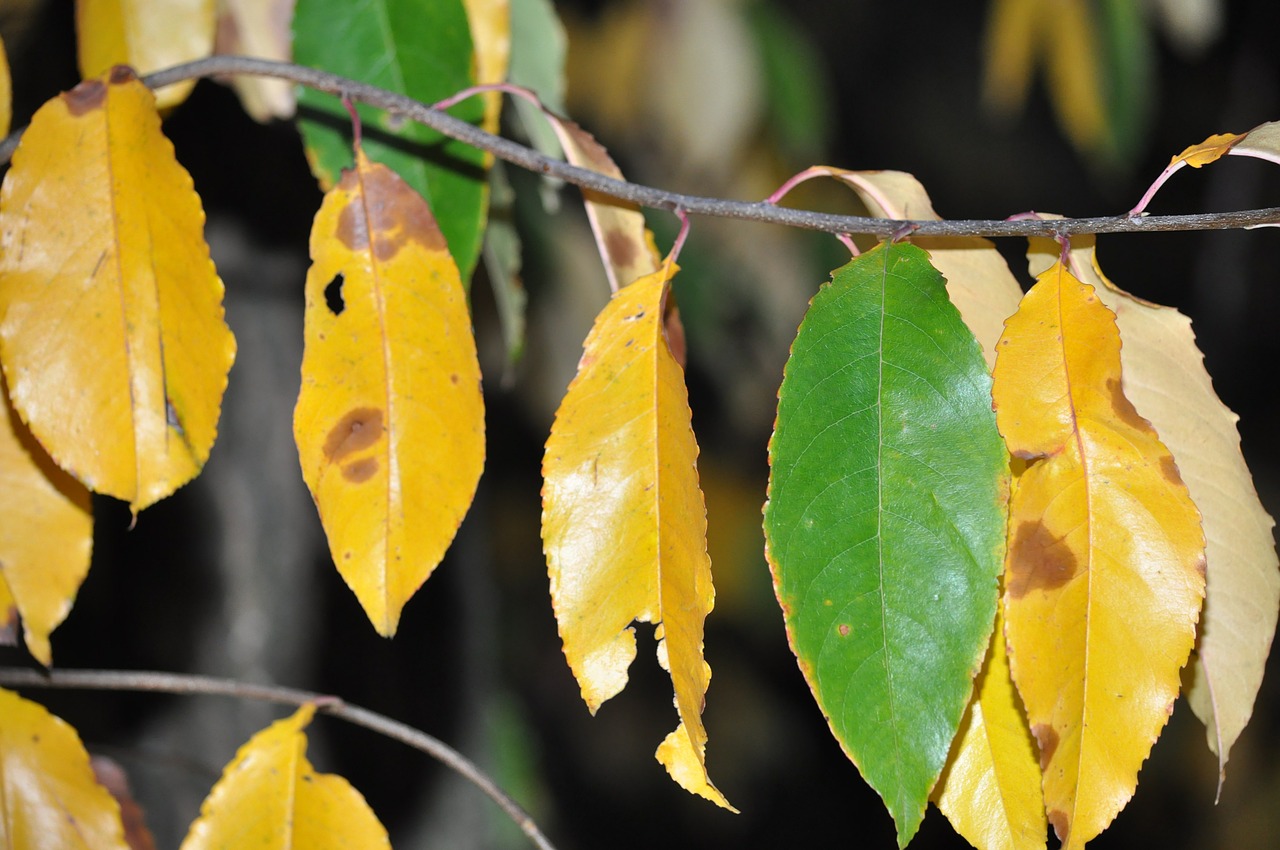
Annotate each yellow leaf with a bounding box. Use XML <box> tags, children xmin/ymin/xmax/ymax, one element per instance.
<box><xmin>550</xmin><ymin>119</ymin><xmax>660</xmax><ymax>292</ymax></box>
<box><xmin>0</xmin><ymin>35</ymin><xmax>11</xmax><ymax>137</ymax></box>
<box><xmin>816</xmin><ymin>168</ymin><xmax>1023</xmax><ymax>368</ymax></box>
<box><xmin>76</xmin><ymin>0</ymin><xmax>216</xmax><ymax>110</ymax></box>
<box><xmin>1028</xmin><ymin>235</ymin><xmax>1279</xmax><ymax>791</ymax></box>
<box><xmin>982</xmin><ymin>0</ymin><xmax>1039</xmax><ymax>116</ymax></box>
<box><xmin>935</xmin><ymin>596</ymin><xmax>1047</xmax><ymax>850</ymax></box>
<box><xmin>294</xmin><ymin>146</ymin><xmax>484</xmax><ymax>637</ymax></box>
<box><xmin>992</xmin><ymin>261</ymin><xmax>1205</xmax><ymax>849</ymax></box>
<box><xmin>0</xmin><ymin>573</ymin><xmax>16</xmax><ymax>647</ymax></box>
<box><xmin>0</xmin><ymin>68</ymin><xmax>236</xmax><ymax>512</ymax></box>
<box><xmin>1131</xmin><ymin>122</ymin><xmax>1280</xmax><ymax>215</ymax></box>
<box><xmin>180</xmin><ymin>704</ymin><xmax>390</xmax><ymax>850</ymax></box>
<box><xmin>981</xmin><ymin>0</ymin><xmax>1108</xmax><ymax>157</ymax></box>
<box><xmin>1169</xmin><ymin>132</ymin><xmax>1245</xmax><ymax>168</ymax></box>
<box><xmin>0</xmin><ymin>687</ymin><xmax>130</xmax><ymax>849</ymax></box>
<box><xmin>213</xmin><ymin>0</ymin><xmax>297</xmax><ymax>122</ymax></box>
<box><xmin>542</xmin><ymin>261</ymin><xmax>732</xmax><ymax>810</ymax></box>
<box><xmin>0</xmin><ymin>379</ymin><xmax>93</xmax><ymax>666</ymax></box>
<box><xmin>463</xmin><ymin>0</ymin><xmax>511</xmax><ymax>133</ymax></box>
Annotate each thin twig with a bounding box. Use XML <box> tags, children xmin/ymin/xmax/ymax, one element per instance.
<box><xmin>2</xmin><ymin>55</ymin><xmax>1278</xmax><ymax>238</ymax></box>
<box><xmin>0</xmin><ymin>667</ymin><xmax>559</xmax><ymax>850</ymax></box>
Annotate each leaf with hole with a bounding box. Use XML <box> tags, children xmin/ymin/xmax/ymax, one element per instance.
<box><xmin>294</xmin><ymin>146</ymin><xmax>484</xmax><ymax>636</ymax></box>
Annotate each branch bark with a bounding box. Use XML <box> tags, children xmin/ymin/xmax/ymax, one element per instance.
<box><xmin>2</xmin><ymin>55</ymin><xmax>1278</xmax><ymax>238</ymax></box>
<box><xmin>0</xmin><ymin>666</ymin><xmax>559</xmax><ymax>850</ymax></box>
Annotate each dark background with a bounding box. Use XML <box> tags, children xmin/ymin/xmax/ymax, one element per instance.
<box><xmin>1</xmin><ymin>1</ymin><xmax>1278</xmax><ymax>848</ymax></box>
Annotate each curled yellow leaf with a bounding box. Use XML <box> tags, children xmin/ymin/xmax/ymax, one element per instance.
<box><xmin>542</xmin><ymin>262</ymin><xmax>732</xmax><ymax>810</ymax></box>
<box><xmin>294</xmin><ymin>147</ymin><xmax>484</xmax><ymax>636</ymax></box>
<box><xmin>0</xmin><ymin>68</ymin><xmax>236</xmax><ymax>512</ymax></box>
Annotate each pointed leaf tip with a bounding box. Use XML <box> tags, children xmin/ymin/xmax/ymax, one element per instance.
<box><xmin>543</xmin><ymin>262</ymin><xmax>728</xmax><ymax>807</ymax></box>
<box><xmin>764</xmin><ymin>242</ymin><xmax>1008</xmax><ymax>845</ymax></box>
<box><xmin>295</xmin><ymin>148</ymin><xmax>484</xmax><ymax>637</ymax></box>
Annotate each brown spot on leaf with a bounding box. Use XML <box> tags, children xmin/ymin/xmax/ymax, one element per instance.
<box><xmin>1107</xmin><ymin>378</ymin><xmax>1151</xmax><ymax>433</ymax></box>
<box><xmin>1006</xmin><ymin>520</ymin><xmax>1080</xmax><ymax>598</ymax></box>
<box><xmin>108</xmin><ymin>65</ymin><xmax>136</xmax><ymax>84</ymax></box>
<box><xmin>63</xmin><ymin>79</ymin><xmax>106</xmax><ymax>116</ymax></box>
<box><xmin>1048</xmin><ymin>810</ymin><xmax>1070</xmax><ymax>842</ymax></box>
<box><xmin>335</xmin><ymin>182</ymin><xmax>370</xmax><ymax>252</ymax></box>
<box><xmin>342</xmin><ymin>457</ymin><xmax>379</xmax><ymax>483</ymax></box>
<box><xmin>1032</xmin><ymin>723</ymin><xmax>1059</xmax><ymax>771</ymax></box>
<box><xmin>837</xmin><ymin>624</ymin><xmax>851</xmax><ymax>637</ymax></box>
<box><xmin>1195</xmin><ymin>555</ymin><xmax>1207</xmax><ymax>580</ymax></box>
<box><xmin>360</xmin><ymin>162</ymin><xmax>450</xmax><ymax>258</ymax></box>
<box><xmin>323</xmin><ymin>408</ymin><xmax>383</xmax><ymax>462</ymax></box>
<box><xmin>450</xmin><ymin>373</ymin><xmax>459</xmax><ymax>385</ymax></box>
<box><xmin>604</xmin><ymin>229</ymin><xmax>637</xmax><ymax>271</ymax></box>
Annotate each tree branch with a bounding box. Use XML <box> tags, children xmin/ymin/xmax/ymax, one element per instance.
<box><xmin>3</xmin><ymin>55</ymin><xmax>1278</xmax><ymax>238</ymax></box>
<box><xmin>0</xmin><ymin>666</ymin><xmax>559</xmax><ymax>850</ymax></box>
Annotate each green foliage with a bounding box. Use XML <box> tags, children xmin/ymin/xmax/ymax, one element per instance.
<box><xmin>764</xmin><ymin>242</ymin><xmax>1008</xmax><ymax>846</ymax></box>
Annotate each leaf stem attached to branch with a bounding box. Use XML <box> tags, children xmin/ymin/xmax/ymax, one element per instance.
<box><xmin>2</xmin><ymin>55</ymin><xmax>1278</xmax><ymax>238</ymax></box>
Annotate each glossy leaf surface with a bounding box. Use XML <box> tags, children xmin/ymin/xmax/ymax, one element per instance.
<box><xmin>0</xmin><ymin>688</ymin><xmax>129</xmax><ymax>849</ymax></box>
<box><xmin>76</xmin><ymin>0</ymin><xmax>215</xmax><ymax>109</ymax></box>
<box><xmin>180</xmin><ymin>704</ymin><xmax>390</xmax><ymax>850</ymax></box>
<box><xmin>819</xmin><ymin>168</ymin><xmax>1023</xmax><ymax>367</ymax></box>
<box><xmin>764</xmin><ymin>241</ymin><xmax>1008</xmax><ymax>846</ymax></box>
<box><xmin>295</xmin><ymin>147</ymin><xmax>484</xmax><ymax>636</ymax></box>
<box><xmin>543</xmin><ymin>261</ymin><xmax>730</xmax><ymax>809</ymax></box>
<box><xmin>294</xmin><ymin>0</ymin><xmax>487</xmax><ymax>282</ymax></box>
<box><xmin>0</xmin><ymin>381</ymin><xmax>93</xmax><ymax>666</ymax></box>
<box><xmin>993</xmin><ymin>260</ymin><xmax>1205</xmax><ymax>849</ymax></box>
<box><xmin>0</xmin><ymin>68</ymin><xmax>235</xmax><ymax>512</ymax></box>
<box><xmin>1028</xmin><ymin>235</ymin><xmax>1279</xmax><ymax>790</ymax></box>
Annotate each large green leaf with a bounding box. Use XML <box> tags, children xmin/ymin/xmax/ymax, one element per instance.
<box><xmin>763</xmin><ymin>241</ymin><xmax>1008</xmax><ymax>847</ymax></box>
<box><xmin>293</xmin><ymin>0</ymin><xmax>487</xmax><ymax>283</ymax></box>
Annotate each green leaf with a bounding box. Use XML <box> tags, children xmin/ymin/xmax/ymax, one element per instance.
<box><xmin>509</xmin><ymin>0</ymin><xmax>567</xmax><ymax>160</ymax></box>
<box><xmin>293</xmin><ymin>0</ymin><xmax>487</xmax><ymax>284</ymax></box>
<box><xmin>763</xmin><ymin>242</ymin><xmax>1008</xmax><ymax>847</ymax></box>
<box><xmin>745</xmin><ymin>0</ymin><xmax>831</xmax><ymax>164</ymax></box>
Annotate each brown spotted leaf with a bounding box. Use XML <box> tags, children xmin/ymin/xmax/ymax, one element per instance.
<box><xmin>294</xmin><ymin>146</ymin><xmax>484</xmax><ymax>636</ymax></box>
<box><xmin>992</xmin><ymin>259</ymin><xmax>1205</xmax><ymax>849</ymax></box>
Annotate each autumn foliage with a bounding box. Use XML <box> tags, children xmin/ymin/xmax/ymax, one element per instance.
<box><xmin>0</xmin><ymin>2</ymin><xmax>1277</xmax><ymax>849</ymax></box>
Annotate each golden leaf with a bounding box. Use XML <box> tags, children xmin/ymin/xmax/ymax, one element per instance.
<box><xmin>76</xmin><ymin>0</ymin><xmax>216</xmax><ymax>110</ymax></box>
<box><xmin>1029</xmin><ymin>234</ymin><xmax>1279</xmax><ymax>791</ymax></box>
<box><xmin>542</xmin><ymin>261</ymin><xmax>732</xmax><ymax>810</ymax></box>
<box><xmin>294</xmin><ymin>146</ymin><xmax>484</xmax><ymax>636</ymax></box>
<box><xmin>0</xmin><ymin>379</ymin><xmax>93</xmax><ymax>666</ymax></box>
<box><xmin>0</xmin><ymin>68</ymin><xmax>236</xmax><ymax>512</ymax></box>
<box><xmin>935</xmin><ymin>595</ymin><xmax>1047</xmax><ymax>850</ymax></box>
<box><xmin>180</xmin><ymin>704</ymin><xmax>390</xmax><ymax>850</ymax></box>
<box><xmin>992</xmin><ymin>260</ymin><xmax>1205</xmax><ymax>848</ymax></box>
<box><xmin>0</xmin><ymin>687</ymin><xmax>130</xmax><ymax>849</ymax></box>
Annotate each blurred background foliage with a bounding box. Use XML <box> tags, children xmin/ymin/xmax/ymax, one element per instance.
<box><xmin>1</xmin><ymin>0</ymin><xmax>1278</xmax><ymax>847</ymax></box>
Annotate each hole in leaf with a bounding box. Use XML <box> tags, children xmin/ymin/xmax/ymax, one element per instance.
<box><xmin>324</xmin><ymin>274</ymin><xmax>346</xmax><ymax>315</ymax></box>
